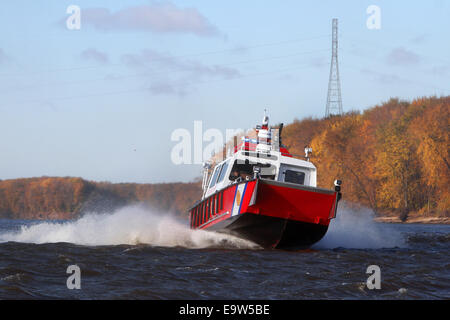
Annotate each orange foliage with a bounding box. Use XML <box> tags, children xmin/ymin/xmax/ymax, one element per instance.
<box><xmin>0</xmin><ymin>177</ymin><xmax>201</xmax><ymax>220</ymax></box>
<box><xmin>284</xmin><ymin>96</ymin><xmax>449</xmax><ymax>218</ymax></box>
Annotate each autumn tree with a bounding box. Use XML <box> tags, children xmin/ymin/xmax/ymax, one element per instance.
<box><xmin>374</xmin><ymin>101</ymin><xmax>427</xmax><ymax>220</ymax></box>
<box><xmin>311</xmin><ymin>112</ymin><xmax>378</xmax><ymax>210</ymax></box>
<box><xmin>409</xmin><ymin>98</ymin><xmax>450</xmax><ymax>214</ymax></box>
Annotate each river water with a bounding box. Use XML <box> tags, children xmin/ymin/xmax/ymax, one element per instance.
<box><xmin>0</xmin><ymin>204</ymin><xmax>448</xmax><ymax>299</ymax></box>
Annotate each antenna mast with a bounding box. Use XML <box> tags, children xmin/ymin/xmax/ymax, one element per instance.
<box><xmin>325</xmin><ymin>18</ymin><xmax>343</xmax><ymax>117</ymax></box>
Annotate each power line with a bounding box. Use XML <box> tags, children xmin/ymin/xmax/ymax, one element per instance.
<box><xmin>0</xmin><ymin>48</ymin><xmax>330</xmax><ymax>94</ymax></box>
<box><xmin>0</xmin><ymin>61</ymin><xmax>320</xmax><ymax>107</ymax></box>
<box><xmin>0</xmin><ymin>34</ymin><xmax>330</xmax><ymax>78</ymax></box>
<box><xmin>341</xmin><ymin>33</ymin><xmax>450</xmax><ymax>66</ymax></box>
<box><xmin>341</xmin><ymin>64</ymin><xmax>448</xmax><ymax>93</ymax></box>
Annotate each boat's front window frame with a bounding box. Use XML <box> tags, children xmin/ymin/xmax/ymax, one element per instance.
<box><xmin>208</xmin><ymin>163</ymin><xmax>222</xmax><ymax>188</ymax></box>
<box><xmin>229</xmin><ymin>158</ymin><xmax>276</xmax><ymax>181</ymax></box>
<box><xmin>216</xmin><ymin>160</ymin><xmax>230</xmax><ymax>184</ymax></box>
<box><xmin>284</xmin><ymin>169</ymin><xmax>306</xmax><ymax>185</ymax></box>
<box><xmin>278</xmin><ymin>164</ymin><xmax>310</xmax><ymax>186</ymax></box>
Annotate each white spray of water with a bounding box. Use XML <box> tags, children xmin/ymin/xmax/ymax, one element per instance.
<box><xmin>314</xmin><ymin>202</ymin><xmax>405</xmax><ymax>249</ymax></box>
<box><xmin>0</xmin><ymin>203</ymin><xmax>405</xmax><ymax>250</ymax></box>
<box><xmin>0</xmin><ymin>205</ymin><xmax>259</xmax><ymax>249</ymax></box>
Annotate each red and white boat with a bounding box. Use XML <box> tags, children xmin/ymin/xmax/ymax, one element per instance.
<box><xmin>189</xmin><ymin>112</ymin><xmax>342</xmax><ymax>249</ymax></box>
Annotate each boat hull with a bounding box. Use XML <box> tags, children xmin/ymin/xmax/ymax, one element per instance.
<box><xmin>189</xmin><ymin>179</ymin><xmax>339</xmax><ymax>249</ymax></box>
<box><xmin>207</xmin><ymin>212</ymin><xmax>329</xmax><ymax>249</ymax></box>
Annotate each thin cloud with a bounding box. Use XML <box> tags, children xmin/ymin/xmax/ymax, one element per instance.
<box><xmin>360</xmin><ymin>67</ymin><xmax>446</xmax><ymax>92</ymax></box>
<box><xmin>230</xmin><ymin>44</ymin><xmax>249</xmax><ymax>55</ymax></box>
<box><xmin>386</xmin><ymin>47</ymin><xmax>421</xmax><ymax>66</ymax></box>
<box><xmin>429</xmin><ymin>65</ymin><xmax>449</xmax><ymax>77</ymax></box>
<box><xmin>121</xmin><ymin>49</ymin><xmax>240</xmax><ymax>79</ymax></box>
<box><xmin>120</xmin><ymin>49</ymin><xmax>240</xmax><ymax>96</ymax></box>
<box><xmin>80</xmin><ymin>2</ymin><xmax>220</xmax><ymax>37</ymax></box>
<box><xmin>0</xmin><ymin>48</ymin><xmax>10</xmax><ymax>64</ymax></box>
<box><xmin>309</xmin><ymin>56</ymin><xmax>327</xmax><ymax>68</ymax></box>
<box><xmin>409</xmin><ymin>34</ymin><xmax>429</xmax><ymax>44</ymax></box>
<box><xmin>148</xmin><ymin>81</ymin><xmax>188</xmax><ymax>96</ymax></box>
<box><xmin>360</xmin><ymin>68</ymin><xmax>406</xmax><ymax>85</ymax></box>
<box><xmin>80</xmin><ymin>48</ymin><xmax>109</xmax><ymax>64</ymax></box>
<box><xmin>278</xmin><ymin>74</ymin><xmax>296</xmax><ymax>81</ymax></box>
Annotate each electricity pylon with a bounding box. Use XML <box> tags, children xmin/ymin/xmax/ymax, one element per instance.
<box><xmin>325</xmin><ymin>18</ymin><xmax>343</xmax><ymax>117</ymax></box>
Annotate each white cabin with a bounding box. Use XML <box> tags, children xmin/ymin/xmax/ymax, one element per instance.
<box><xmin>202</xmin><ymin>114</ymin><xmax>317</xmax><ymax>199</ymax></box>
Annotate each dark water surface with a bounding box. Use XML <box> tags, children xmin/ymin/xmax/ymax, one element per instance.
<box><xmin>0</xmin><ymin>208</ymin><xmax>448</xmax><ymax>299</ymax></box>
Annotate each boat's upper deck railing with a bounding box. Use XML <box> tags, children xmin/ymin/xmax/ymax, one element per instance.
<box><xmin>234</xmin><ymin>135</ymin><xmax>294</xmax><ymax>158</ymax></box>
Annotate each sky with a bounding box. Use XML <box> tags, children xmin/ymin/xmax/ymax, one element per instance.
<box><xmin>0</xmin><ymin>0</ymin><xmax>449</xmax><ymax>184</ymax></box>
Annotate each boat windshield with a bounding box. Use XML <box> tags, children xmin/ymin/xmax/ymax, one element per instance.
<box><xmin>229</xmin><ymin>160</ymin><xmax>276</xmax><ymax>181</ymax></box>
<box><xmin>217</xmin><ymin>160</ymin><xmax>229</xmax><ymax>183</ymax></box>
<box><xmin>208</xmin><ymin>165</ymin><xmax>221</xmax><ymax>188</ymax></box>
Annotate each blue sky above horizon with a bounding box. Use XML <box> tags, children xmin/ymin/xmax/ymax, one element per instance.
<box><xmin>0</xmin><ymin>0</ymin><xmax>449</xmax><ymax>183</ymax></box>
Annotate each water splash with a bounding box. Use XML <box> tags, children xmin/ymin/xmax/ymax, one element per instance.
<box><xmin>314</xmin><ymin>202</ymin><xmax>405</xmax><ymax>249</ymax></box>
<box><xmin>0</xmin><ymin>205</ymin><xmax>259</xmax><ymax>249</ymax></box>
<box><xmin>0</xmin><ymin>203</ymin><xmax>405</xmax><ymax>250</ymax></box>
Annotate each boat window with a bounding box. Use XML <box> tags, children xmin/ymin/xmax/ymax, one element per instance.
<box><xmin>196</xmin><ymin>207</ymin><xmax>199</xmax><ymax>227</ymax></box>
<box><xmin>208</xmin><ymin>165</ymin><xmax>221</xmax><ymax>188</ymax></box>
<box><xmin>193</xmin><ymin>207</ymin><xmax>197</xmax><ymax>227</ymax></box>
<box><xmin>229</xmin><ymin>160</ymin><xmax>252</xmax><ymax>181</ymax></box>
<box><xmin>216</xmin><ymin>194</ymin><xmax>220</xmax><ymax>215</ymax></box>
<box><xmin>229</xmin><ymin>160</ymin><xmax>276</xmax><ymax>181</ymax></box>
<box><xmin>284</xmin><ymin>170</ymin><xmax>305</xmax><ymax>185</ymax></box>
<box><xmin>217</xmin><ymin>160</ymin><xmax>229</xmax><ymax>183</ymax></box>
<box><xmin>195</xmin><ymin>204</ymin><xmax>200</xmax><ymax>227</ymax></box>
<box><xmin>193</xmin><ymin>207</ymin><xmax>198</xmax><ymax>228</ymax></box>
<box><xmin>201</xmin><ymin>202</ymin><xmax>205</xmax><ymax>225</ymax></box>
<box><xmin>260</xmin><ymin>165</ymin><xmax>276</xmax><ymax>180</ymax></box>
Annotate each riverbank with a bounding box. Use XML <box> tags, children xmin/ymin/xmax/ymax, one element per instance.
<box><xmin>374</xmin><ymin>214</ymin><xmax>450</xmax><ymax>224</ymax></box>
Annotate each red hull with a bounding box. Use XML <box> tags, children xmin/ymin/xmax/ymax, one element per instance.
<box><xmin>189</xmin><ymin>179</ymin><xmax>339</xmax><ymax>249</ymax></box>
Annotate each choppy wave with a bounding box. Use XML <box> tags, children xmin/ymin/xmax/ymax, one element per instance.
<box><xmin>0</xmin><ymin>205</ymin><xmax>259</xmax><ymax>249</ymax></box>
<box><xmin>0</xmin><ymin>206</ymin><xmax>448</xmax><ymax>299</ymax></box>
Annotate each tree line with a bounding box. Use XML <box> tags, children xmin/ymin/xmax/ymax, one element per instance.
<box><xmin>0</xmin><ymin>177</ymin><xmax>201</xmax><ymax>220</ymax></box>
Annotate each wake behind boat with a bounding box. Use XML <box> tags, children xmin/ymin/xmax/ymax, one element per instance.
<box><xmin>189</xmin><ymin>112</ymin><xmax>342</xmax><ymax>249</ymax></box>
